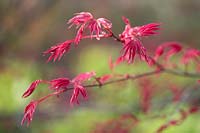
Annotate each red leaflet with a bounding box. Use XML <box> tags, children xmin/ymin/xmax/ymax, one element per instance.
<box><xmin>154</xmin><ymin>42</ymin><xmax>182</xmax><ymax>61</ymax></box>
<box><xmin>72</xmin><ymin>71</ymin><xmax>96</xmax><ymax>83</ymax></box>
<box><xmin>74</xmin><ymin>24</ymin><xmax>85</xmax><ymax>44</ymax></box>
<box><xmin>119</xmin><ymin>17</ymin><xmax>160</xmax><ymax>64</ymax></box>
<box><xmin>43</xmin><ymin>40</ymin><xmax>72</xmax><ymax>62</ymax></box>
<box><xmin>97</xmin><ymin>18</ymin><xmax>112</xmax><ymax>29</ymax></box>
<box><xmin>154</xmin><ymin>46</ymin><xmax>164</xmax><ymax>61</ymax></box>
<box><xmin>88</xmin><ymin>20</ymin><xmax>101</xmax><ymax>40</ymax></box>
<box><xmin>22</xmin><ymin>80</ymin><xmax>42</xmax><ymax>98</ymax></box>
<box><xmin>132</xmin><ymin>23</ymin><xmax>160</xmax><ymax>37</ymax></box>
<box><xmin>68</xmin><ymin>12</ymin><xmax>93</xmax><ymax>44</ymax></box>
<box><xmin>49</xmin><ymin>78</ymin><xmax>70</xmax><ymax>91</ymax></box>
<box><xmin>68</xmin><ymin>12</ymin><xmax>93</xmax><ymax>28</ymax></box>
<box><xmin>69</xmin><ymin>71</ymin><xmax>96</xmax><ymax>105</ymax></box>
<box><xmin>95</xmin><ymin>74</ymin><xmax>112</xmax><ymax>85</ymax></box>
<box><xmin>68</xmin><ymin>12</ymin><xmax>112</xmax><ymax>42</ymax></box>
<box><xmin>21</xmin><ymin>101</ymin><xmax>38</xmax><ymax>126</ymax></box>
<box><xmin>181</xmin><ymin>49</ymin><xmax>200</xmax><ymax>65</ymax></box>
<box><xmin>88</xmin><ymin>18</ymin><xmax>112</xmax><ymax>40</ymax></box>
<box><xmin>122</xmin><ymin>16</ymin><xmax>130</xmax><ymax>25</ymax></box>
<box><xmin>120</xmin><ymin>17</ymin><xmax>160</xmax><ymax>39</ymax></box>
<box><xmin>120</xmin><ymin>17</ymin><xmax>132</xmax><ymax>41</ymax></box>
<box><xmin>98</xmin><ymin>74</ymin><xmax>112</xmax><ymax>84</ymax></box>
<box><xmin>165</xmin><ymin>43</ymin><xmax>182</xmax><ymax>61</ymax></box>
<box><xmin>121</xmin><ymin>39</ymin><xmax>149</xmax><ymax>63</ymax></box>
<box><xmin>108</xmin><ymin>56</ymin><xmax>127</xmax><ymax>70</ymax></box>
<box><xmin>70</xmin><ymin>85</ymin><xmax>87</xmax><ymax>105</ymax></box>
<box><xmin>121</xmin><ymin>39</ymin><xmax>138</xmax><ymax>63</ymax></box>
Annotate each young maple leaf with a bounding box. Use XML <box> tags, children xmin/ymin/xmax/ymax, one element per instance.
<box><xmin>43</xmin><ymin>40</ymin><xmax>72</xmax><ymax>62</ymax></box>
<box><xmin>119</xmin><ymin>16</ymin><xmax>160</xmax><ymax>64</ymax></box>
<box><xmin>21</xmin><ymin>101</ymin><xmax>38</xmax><ymax>126</ymax></box>
<box><xmin>70</xmin><ymin>84</ymin><xmax>87</xmax><ymax>105</ymax></box>
<box><xmin>68</xmin><ymin>12</ymin><xmax>93</xmax><ymax>28</ymax></box>
<box><xmin>181</xmin><ymin>49</ymin><xmax>200</xmax><ymax>65</ymax></box>
<box><xmin>88</xmin><ymin>18</ymin><xmax>112</xmax><ymax>40</ymax></box>
<box><xmin>44</xmin><ymin>12</ymin><xmax>112</xmax><ymax>62</ymax></box>
<box><xmin>70</xmin><ymin>71</ymin><xmax>96</xmax><ymax>105</ymax></box>
<box><xmin>22</xmin><ymin>80</ymin><xmax>42</xmax><ymax>98</ymax></box>
<box><xmin>154</xmin><ymin>42</ymin><xmax>182</xmax><ymax>61</ymax></box>
<box><xmin>49</xmin><ymin>78</ymin><xmax>70</xmax><ymax>91</ymax></box>
<box><xmin>132</xmin><ymin>23</ymin><xmax>160</xmax><ymax>37</ymax></box>
<box><xmin>121</xmin><ymin>38</ymin><xmax>149</xmax><ymax>63</ymax></box>
<box><xmin>97</xmin><ymin>74</ymin><xmax>112</xmax><ymax>84</ymax></box>
<box><xmin>72</xmin><ymin>71</ymin><xmax>96</xmax><ymax>83</ymax></box>
<box><xmin>68</xmin><ymin>12</ymin><xmax>112</xmax><ymax>43</ymax></box>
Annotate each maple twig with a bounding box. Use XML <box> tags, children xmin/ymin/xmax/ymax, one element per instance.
<box><xmin>36</xmin><ymin>68</ymin><xmax>200</xmax><ymax>103</ymax></box>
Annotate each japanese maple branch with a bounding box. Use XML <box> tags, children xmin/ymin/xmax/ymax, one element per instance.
<box><xmin>107</xmin><ymin>30</ymin><xmax>200</xmax><ymax>79</ymax></box>
<box><xmin>37</xmin><ymin>67</ymin><xmax>200</xmax><ymax>103</ymax></box>
<box><xmin>40</xmin><ymin>29</ymin><xmax>200</xmax><ymax>102</ymax></box>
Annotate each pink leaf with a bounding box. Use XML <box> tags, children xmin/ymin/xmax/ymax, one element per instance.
<box><xmin>70</xmin><ymin>85</ymin><xmax>87</xmax><ymax>105</ymax></box>
<box><xmin>119</xmin><ymin>17</ymin><xmax>160</xmax><ymax>64</ymax></box>
<box><xmin>165</xmin><ymin>43</ymin><xmax>182</xmax><ymax>61</ymax></box>
<box><xmin>133</xmin><ymin>23</ymin><xmax>160</xmax><ymax>37</ymax></box>
<box><xmin>21</xmin><ymin>101</ymin><xmax>38</xmax><ymax>126</ymax></box>
<box><xmin>181</xmin><ymin>49</ymin><xmax>200</xmax><ymax>65</ymax></box>
<box><xmin>49</xmin><ymin>78</ymin><xmax>70</xmax><ymax>91</ymax></box>
<box><xmin>98</xmin><ymin>74</ymin><xmax>112</xmax><ymax>84</ymax></box>
<box><xmin>22</xmin><ymin>80</ymin><xmax>42</xmax><ymax>98</ymax></box>
<box><xmin>43</xmin><ymin>40</ymin><xmax>72</xmax><ymax>62</ymax></box>
<box><xmin>154</xmin><ymin>42</ymin><xmax>182</xmax><ymax>61</ymax></box>
<box><xmin>88</xmin><ymin>18</ymin><xmax>112</xmax><ymax>40</ymax></box>
<box><xmin>67</xmin><ymin>12</ymin><xmax>93</xmax><ymax>28</ymax></box>
<box><xmin>68</xmin><ymin>12</ymin><xmax>93</xmax><ymax>44</ymax></box>
<box><xmin>88</xmin><ymin>20</ymin><xmax>101</xmax><ymax>40</ymax></box>
<box><xmin>154</xmin><ymin>46</ymin><xmax>164</xmax><ymax>61</ymax></box>
<box><xmin>97</xmin><ymin>18</ymin><xmax>112</xmax><ymax>29</ymax></box>
<box><xmin>121</xmin><ymin>39</ymin><xmax>149</xmax><ymax>64</ymax></box>
<box><xmin>74</xmin><ymin>24</ymin><xmax>85</xmax><ymax>44</ymax></box>
<box><xmin>122</xmin><ymin>16</ymin><xmax>131</xmax><ymax>25</ymax></box>
<box><xmin>72</xmin><ymin>71</ymin><xmax>96</xmax><ymax>83</ymax></box>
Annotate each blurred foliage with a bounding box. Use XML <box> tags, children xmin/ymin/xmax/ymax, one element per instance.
<box><xmin>0</xmin><ymin>0</ymin><xmax>200</xmax><ymax>133</ymax></box>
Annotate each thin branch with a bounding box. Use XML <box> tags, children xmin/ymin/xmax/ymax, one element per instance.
<box><xmin>84</xmin><ymin>69</ymin><xmax>200</xmax><ymax>89</ymax></box>
<box><xmin>38</xmin><ymin>89</ymin><xmax>66</xmax><ymax>103</ymax></box>
<box><xmin>164</xmin><ymin>69</ymin><xmax>200</xmax><ymax>78</ymax></box>
<box><xmin>105</xmin><ymin>28</ymin><xmax>123</xmax><ymax>42</ymax></box>
<box><xmin>36</xmin><ymin>68</ymin><xmax>200</xmax><ymax>103</ymax></box>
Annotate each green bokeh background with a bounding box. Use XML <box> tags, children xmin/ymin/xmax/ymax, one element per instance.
<box><xmin>0</xmin><ymin>0</ymin><xmax>200</xmax><ymax>132</ymax></box>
